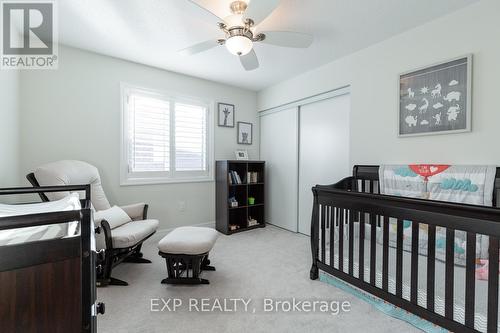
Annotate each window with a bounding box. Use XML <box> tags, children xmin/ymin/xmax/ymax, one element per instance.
<box><xmin>121</xmin><ymin>85</ymin><xmax>212</xmax><ymax>185</ymax></box>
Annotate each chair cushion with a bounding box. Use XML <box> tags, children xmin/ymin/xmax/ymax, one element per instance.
<box><xmin>94</xmin><ymin>206</ymin><xmax>131</xmax><ymax>229</ymax></box>
<box><xmin>158</xmin><ymin>227</ymin><xmax>218</xmax><ymax>255</ymax></box>
<box><xmin>111</xmin><ymin>219</ymin><xmax>159</xmax><ymax>249</ymax></box>
<box><xmin>34</xmin><ymin>160</ymin><xmax>111</xmax><ymax>211</ymax></box>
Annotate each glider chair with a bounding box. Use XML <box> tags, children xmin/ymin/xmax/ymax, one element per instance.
<box><xmin>26</xmin><ymin>160</ymin><xmax>159</xmax><ymax>286</ymax></box>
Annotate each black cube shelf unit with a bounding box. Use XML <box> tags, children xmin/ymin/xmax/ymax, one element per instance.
<box><xmin>216</xmin><ymin>160</ymin><xmax>265</xmax><ymax>235</ymax></box>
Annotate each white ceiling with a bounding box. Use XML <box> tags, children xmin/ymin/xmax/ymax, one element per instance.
<box><xmin>58</xmin><ymin>0</ymin><xmax>477</xmax><ymax>91</ymax></box>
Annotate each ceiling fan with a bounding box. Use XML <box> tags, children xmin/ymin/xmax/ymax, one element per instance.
<box><xmin>180</xmin><ymin>0</ymin><xmax>314</xmax><ymax>71</ymax></box>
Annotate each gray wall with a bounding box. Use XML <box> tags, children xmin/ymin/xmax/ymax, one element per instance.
<box><xmin>19</xmin><ymin>46</ymin><xmax>259</xmax><ymax>230</ymax></box>
<box><xmin>258</xmin><ymin>0</ymin><xmax>500</xmax><ymax>166</ymax></box>
<box><xmin>0</xmin><ymin>70</ymin><xmax>20</xmax><ymax>194</ymax></box>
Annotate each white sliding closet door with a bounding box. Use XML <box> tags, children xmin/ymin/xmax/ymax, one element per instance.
<box><xmin>298</xmin><ymin>94</ymin><xmax>350</xmax><ymax>235</ymax></box>
<box><xmin>260</xmin><ymin>107</ymin><xmax>299</xmax><ymax>232</ymax></box>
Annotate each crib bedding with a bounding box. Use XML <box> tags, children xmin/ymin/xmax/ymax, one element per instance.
<box><xmin>379</xmin><ymin>165</ymin><xmax>497</xmax><ymax>206</ymax></box>
<box><xmin>360</xmin><ymin>218</ymin><xmax>488</xmax><ymax>265</ymax></box>
<box><xmin>323</xmin><ymin>235</ymin><xmax>495</xmax><ymax>333</ymax></box>
<box><xmin>377</xmin><ymin>165</ymin><xmax>498</xmax><ymax>264</ymax></box>
<box><xmin>0</xmin><ymin>193</ymin><xmax>81</xmax><ymax>246</ymax></box>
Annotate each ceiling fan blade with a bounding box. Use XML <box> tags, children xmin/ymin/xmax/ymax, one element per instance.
<box><xmin>186</xmin><ymin>0</ymin><xmax>224</xmax><ymax>21</ymax></box>
<box><xmin>239</xmin><ymin>49</ymin><xmax>259</xmax><ymax>71</ymax></box>
<box><xmin>178</xmin><ymin>39</ymin><xmax>219</xmax><ymax>56</ymax></box>
<box><xmin>260</xmin><ymin>31</ymin><xmax>313</xmax><ymax>48</ymax></box>
<box><xmin>244</xmin><ymin>0</ymin><xmax>280</xmax><ymax>25</ymax></box>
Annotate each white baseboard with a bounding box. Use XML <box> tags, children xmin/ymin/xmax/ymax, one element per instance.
<box><xmin>155</xmin><ymin>221</ymin><xmax>216</xmax><ymax>236</ymax></box>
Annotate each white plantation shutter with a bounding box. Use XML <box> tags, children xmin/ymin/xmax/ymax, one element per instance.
<box><xmin>175</xmin><ymin>103</ymin><xmax>207</xmax><ymax>172</ymax></box>
<box><xmin>123</xmin><ymin>86</ymin><xmax>211</xmax><ymax>184</ymax></box>
<box><xmin>128</xmin><ymin>93</ymin><xmax>170</xmax><ymax>172</ymax></box>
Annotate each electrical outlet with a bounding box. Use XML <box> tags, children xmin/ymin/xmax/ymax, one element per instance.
<box><xmin>178</xmin><ymin>201</ymin><xmax>186</xmax><ymax>212</ymax></box>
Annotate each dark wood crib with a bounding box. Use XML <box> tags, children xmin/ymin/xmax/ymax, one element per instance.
<box><xmin>310</xmin><ymin>165</ymin><xmax>500</xmax><ymax>333</ymax></box>
<box><xmin>0</xmin><ymin>185</ymin><xmax>102</xmax><ymax>332</ymax></box>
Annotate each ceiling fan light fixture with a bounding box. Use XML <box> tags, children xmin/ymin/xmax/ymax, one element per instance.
<box><xmin>225</xmin><ymin>35</ymin><xmax>253</xmax><ymax>56</ymax></box>
<box><xmin>224</xmin><ymin>14</ymin><xmax>244</xmax><ymax>27</ymax></box>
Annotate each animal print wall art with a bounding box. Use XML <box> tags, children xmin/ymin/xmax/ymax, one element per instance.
<box><xmin>218</xmin><ymin>102</ymin><xmax>235</xmax><ymax>127</ymax></box>
<box><xmin>237</xmin><ymin>121</ymin><xmax>253</xmax><ymax>145</ymax></box>
<box><xmin>399</xmin><ymin>55</ymin><xmax>472</xmax><ymax>137</ymax></box>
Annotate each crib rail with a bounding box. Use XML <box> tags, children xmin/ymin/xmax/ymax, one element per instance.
<box><xmin>310</xmin><ymin>172</ymin><xmax>500</xmax><ymax>333</ymax></box>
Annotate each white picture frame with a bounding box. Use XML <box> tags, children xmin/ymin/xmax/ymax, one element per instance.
<box><xmin>235</xmin><ymin>150</ymin><xmax>249</xmax><ymax>160</ymax></box>
<box><xmin>398</xmin><ymin>54</ymin><xmax>472</xmax><ymax>137</ymax></box>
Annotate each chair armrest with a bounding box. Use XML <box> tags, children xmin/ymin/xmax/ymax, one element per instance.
<box><xmin>101</xmin><ymin>220</ymin><xmax>113</xmax><ymax>250</ymax></box>
<box><xmin>120</xmin><ymin>203</ymin><xmax>148</xmax><ymax>221</ymax></box>
<box><xmin>92</xmin><ymin>217</ymin><xmax>112</xmax><ymax>250</ymax></box>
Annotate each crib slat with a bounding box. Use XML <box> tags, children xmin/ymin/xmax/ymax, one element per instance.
<box><xmin>370</xmin><ymin>213</ymin><xmax>376</xmax><ymax>285</ymax></box>
<box><xmin>427</xmin><ymin>224</ymin><xmax>436</xmax><ymax>312</ymax></box>
<box><xmin>369</xmin><ymin>180</ymin><xmax>374</xmax><ymax>194</ymax></box>
<box><xmin>487</xmin><ymin>237</ymin><xmax>499</xmax><ymax>333</ymax></box>
<box><xmin>338</xmin><ymin>208</ymin><xmax>344</xmax><ymax>272</ymax></box>
<box><xmin>411</xmin><ymin>221</ymin><xmax>419</xmax><ymax>304</ymax></box>
<box><xmin>321</xmin><ymin>205</ymin><xmax>326</xmax><ymax>263</ymax></box>
<box><xmin>445</xmin><ymin>228</ymin><xmax>455</xmax><ymax>320</ymax></box>
<box><xmin>329</xmin><ymin>207</ymin><xmax>335</xmax><ymax>268</ymax></box>
<box><xmin>326</xmin><ymin>205</ymin><xmax>330</xmax><ymax>229</ymax></box>
<box><xmin>396</xmin><ymin>219</ymin><xmax>403</xmax><ymax>298</ymax></box>
<box><xmin>382</xmin><ymin>216</ymin><xmax>389</xmax><ymax>291</ymax></box>
<box><xmin>348</xmin><ymin>209</ymin><xmax>354</xmax><ymax>275</ymax></box>
<box><xmin>351</xmin><ymin>178</ymin><xmax>357</xmax><ymax>192</ymax></box>
<box><xmin>465</xmin><ymin>232</ymin><xmax>476</xmax><ymax>328</ymax></box>
<box><xmin>359</xmin><ymin>211</ymin><xmax>365</xmax><ymax>281</ymax></box>
<box><xmin>360</xmin><ymin>181</ymin><xmax>366</xmax><ymax>225</ymax></box>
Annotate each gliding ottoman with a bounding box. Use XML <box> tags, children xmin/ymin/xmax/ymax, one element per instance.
<box><xmin>158</xmin><ymin>227</ymin><xmax>218</xmax><ymax>285</ymax></box>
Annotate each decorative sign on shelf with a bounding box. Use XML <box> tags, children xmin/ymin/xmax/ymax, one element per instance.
<box><xmin>399</xmin><ymin>55</ymin><xmax>472</xmax><ymax>137</ymax></box>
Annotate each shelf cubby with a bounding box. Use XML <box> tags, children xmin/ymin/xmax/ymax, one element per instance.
<box><xmin>216</xmin><ymin>160</ymin><xmax>266</xmax><ymax>235</ymax></box>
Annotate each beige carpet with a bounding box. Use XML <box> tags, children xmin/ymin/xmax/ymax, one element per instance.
<box><xmin>97</xmin><ymin>225</ymin><xmax>419</xmax><ymax>333</ymax></box>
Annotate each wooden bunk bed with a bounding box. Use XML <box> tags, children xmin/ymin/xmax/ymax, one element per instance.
<box><xmin>310</xmin><ymin>165</ymin><xmax>500</xmax><ymax>333</ymax></box>
<box><xmin>0</xmin><ymin>185</ymin><xmax>104</xmax><ymax>332</ymax></box>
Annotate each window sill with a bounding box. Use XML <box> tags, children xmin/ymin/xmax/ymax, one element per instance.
<box><xmin>120</xmin><ymin>176</ymin><xmax>214</xmax><ymax>186</ymax></box>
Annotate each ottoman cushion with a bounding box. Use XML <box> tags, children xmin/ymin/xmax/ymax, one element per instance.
<box><xmin>158</xmin><ymin>227</ymin><xmax>218</xmax><ymax>255</ymax></box>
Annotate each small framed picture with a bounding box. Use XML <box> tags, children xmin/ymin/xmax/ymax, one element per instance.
<box><xmin>237</xmin><ymin>122</ymin><xmax>252</xmax><ymax>145</ymax></box>
<box><xmin>218</xmin><ymin>103</ymin><xmax>235</xmax><ymax>127</ymax></box>
<box><xmin>235</xmin><ymin>150</ymin><xmax>249</xmax><ymax>160</ymax></box>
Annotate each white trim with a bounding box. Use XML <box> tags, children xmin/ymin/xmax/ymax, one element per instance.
<box><xmin>120</xmin><ymin>176</ymin><xmax>214</xmax><ymax>186</ymax></box>
<box><xmin>120</xmin><ymin>83</ymin><xmax>214</xmax><ymax>186</ymax></box>
<box><xmin>154</xmin><ymin>221</ymin><xmax>216</xmax><ymax>237</ymax></box>
<box><xmin>258</xmin><ymin>85</ymin><xmax>351</xmax><ymax>115</ymax></box>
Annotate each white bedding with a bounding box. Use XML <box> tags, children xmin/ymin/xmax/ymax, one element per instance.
<box><xmin>0</xmin><ymin>193</ymin><xmax>81</xmax><ymax>246</ymax></box>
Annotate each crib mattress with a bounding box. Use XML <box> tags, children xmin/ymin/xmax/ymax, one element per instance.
<box><xmin>322</xmin><ymin>235</ymin><xmax>496</xmax><ymax>333</ymax></box>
